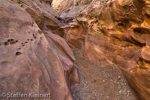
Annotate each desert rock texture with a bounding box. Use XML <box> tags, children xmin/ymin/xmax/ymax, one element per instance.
<box><xmin>0</xmin><ymin>0</ymin><xmax>79</xmax><ymax>100</ymax></box>
<box><xmin>0</xmin><ymin>0</ymin><xmax>150</xmax><ymax>100</ymax></box>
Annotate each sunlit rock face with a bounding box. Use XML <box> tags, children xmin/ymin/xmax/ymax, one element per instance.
<box><xmin>52</xmin><ymin>0</ymin><xmax>93</xmax><ymax>17</ymax></box>
<box><xmin>0</xmin><ymin>0</ymin><xmax>150</xmax><ymax>100</ymax></box>
<box><xmin>61</xmin><ymin>0</ymin><xmax>150</xmax><ymax>99</ymax></box>
<box><xmin>0</xmin><ymin>0</ymin><xmax>79</xmax><ymax>100</ymax></box>
<box><xmin>52</xmin><ymin>0</ymin><xmax>64</xmax><ymax>11</ymax></box>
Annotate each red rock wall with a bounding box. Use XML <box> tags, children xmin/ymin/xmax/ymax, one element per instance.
<box><xmin>62</xmin><ymin>0</ymin><xmax>150</xmax><ymax>99</ymax></box>
<box><xmin>1</xmin><ymin>0</ymin><xmax>150</xmax><ymax>100</ymax></box>
<box><xmin>0</xmin><ymin>0</ymin><xmax>79</xmax><ymax>100</ymax></box>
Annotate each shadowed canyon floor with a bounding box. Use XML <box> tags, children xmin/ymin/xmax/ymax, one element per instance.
<box><xmin>71</xmin><ymin>48</ymin><xmax>138</xmax><ymax>100</ymax></box>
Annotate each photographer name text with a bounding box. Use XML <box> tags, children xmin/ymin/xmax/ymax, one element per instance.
<box><xmin>1</xmin><ymin>92</ymin><xmax>51</xmax><ymax>98</ymax></box>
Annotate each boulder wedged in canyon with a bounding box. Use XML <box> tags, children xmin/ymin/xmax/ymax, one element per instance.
<box><xmin>0</xmin><ymin>0</ymin><xmax>79</xmax><ymax>100</ymax></box>
<box><xmin>58</xmin><ymin>0</ymin><xmax>150</xmax><ymax>99</ymax></box>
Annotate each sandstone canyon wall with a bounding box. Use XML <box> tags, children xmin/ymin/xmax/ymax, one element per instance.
<box><xmin>56</xmin><ymin>0</ymin><xmax>150</xmax><ymax>99</ymax></box>
<box><xmin>0</xmin><ymin>0</ymin><xmax>79</xmax><ymax>100</ymax></box>
<box><xmin>0</xmin><ymin>0</ymin><xmax>150</xmax><ymax>100</ymax></box>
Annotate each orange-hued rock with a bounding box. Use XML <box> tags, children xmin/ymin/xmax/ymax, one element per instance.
<box><xmin>1</xmin><ymin>0</ymin><xmax>150</xmax><ymax>100</ymax></box>
<box><xmin>0</xmin><ymin>0</ymin><xmax>79</xmax><ymax>100</ymax></box>
<box><xmin>62</xmin><ymin>0</ymin><xmax>150</xmax><ymax>99</ymax></box>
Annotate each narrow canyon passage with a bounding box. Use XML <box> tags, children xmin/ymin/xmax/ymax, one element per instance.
<box><xmin>0</xmin><ymin>0</ymin><xmax>150</xmax><ymax>100</ymax></box>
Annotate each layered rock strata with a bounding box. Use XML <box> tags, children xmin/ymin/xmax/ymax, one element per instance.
<box><xmin>57</xmin><ymin>0</ymin><xmax>150</xmax><ymax>99</ymax></box>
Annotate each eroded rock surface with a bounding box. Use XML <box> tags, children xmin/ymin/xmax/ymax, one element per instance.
<box><xmin>0</xmin><ymin>0</ymin><xmax>150</xmax><ymax>100</ymax></box>
<box><xmin>0</xmin><ymin>0</ymin><xmax>79</xmax><ymax>100</ymax></box>
<box><xmin>60</xmin><ymin>0</ymin><xmax>150</xmax><ymax>99</ymax></box>
<box><xmin>52</xmin><ymin>0</ymin><xmax>92</xmax><ymax>15</ymax></box>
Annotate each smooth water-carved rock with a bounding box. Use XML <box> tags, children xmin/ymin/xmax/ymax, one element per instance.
<box><xmin>0</xmin><ymin>0</ymin><xmax>79</xmax><ymax>100</ymax></box>
<box><xmin>61</xmin><ymin>0</ymin><xmax>150</xmax><ymax>99</ymax></box>
<box><xmin>1</xmin><ymin>0</ymin><xmax>150</xmax><ymax>100</ymax></box>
